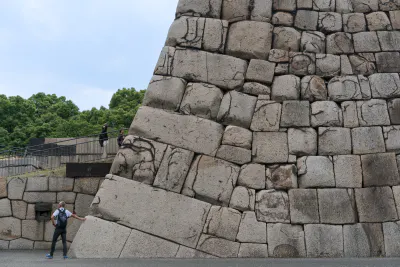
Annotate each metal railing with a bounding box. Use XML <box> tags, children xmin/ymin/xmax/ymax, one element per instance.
<box><xmin>0</xmin><ymin>129</ymin><xmax>127</xmax><ymax>177</ymax></box>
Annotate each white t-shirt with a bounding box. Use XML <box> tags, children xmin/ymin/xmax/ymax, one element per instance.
<box><xmin>53</xmin><ymin>208</ymin><xmax>72</xmax><ymax>218</ymax></box>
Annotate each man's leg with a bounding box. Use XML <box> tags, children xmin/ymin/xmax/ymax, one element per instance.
<box><xmin>50</xmin><ymin>228</ymin><xmax>62</xmax><ymax>256</ymax></box>
<box><xmin>61</xmin><ymin>229</ymin><xmax>67</xmax><ymax>257</ymax></box>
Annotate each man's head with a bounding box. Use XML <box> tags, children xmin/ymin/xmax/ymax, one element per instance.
<box><xmin>58</xmin><ymin>201</ymin><xmax>66</xmax><ymax>208</ymax></box>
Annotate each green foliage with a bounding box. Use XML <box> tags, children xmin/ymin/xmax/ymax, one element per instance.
<box><xmin>0</xmin><ymin>88</ymin><xmax>145</xmax><ymax>150</ymax></box>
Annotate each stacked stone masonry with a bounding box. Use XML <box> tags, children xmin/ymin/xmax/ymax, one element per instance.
<box><xmin>67</xmin><ymin>0</ymin><xmax>400</xmax><ymax>259</ymax></box>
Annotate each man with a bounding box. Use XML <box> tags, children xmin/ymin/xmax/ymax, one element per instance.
<box><xmin>98</xmin><ymin>123</ymin><xmax>109</xmax><ymax>148</ymax></box>
<box><xmin>46</xmin><ymin>201</ymin><xmax>86</xmax><ymax>259</ymax></box>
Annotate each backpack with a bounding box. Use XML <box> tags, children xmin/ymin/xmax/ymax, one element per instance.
<box><xmin>57</xmin><ymin>209</ymin><xmax>68</xmax><ymax>229</ymax></box>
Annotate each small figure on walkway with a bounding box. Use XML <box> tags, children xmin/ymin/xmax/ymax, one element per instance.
<box><xmin>46</xmin><ymin>201</ymin><xmax>86</xmax><ymax>259</ymax></box>
<box><xmin>99</xmin><ymin>123</ymin><xmax>109</xmax><ymax>148</ymax></box>
<box><xmin>117</xmin><ymin>129</ymin><xmax>125</xmax><ymax>147</ymax></box>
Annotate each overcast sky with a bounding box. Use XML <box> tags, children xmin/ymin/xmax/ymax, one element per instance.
<box><xmin>0</xmin><ymin>0</ymin><xmax>179</xmax><ymax>110</ymax></box>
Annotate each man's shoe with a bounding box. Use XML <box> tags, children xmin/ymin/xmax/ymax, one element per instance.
<box><xmin>63</xmin><ymin>256</ymin><xmax>69</xmax><ymax>260</ymax></box>
<box><xmin>45</xmin><ymin>254</ymin><xmax>53</xmax><ymax>259</ymax></box>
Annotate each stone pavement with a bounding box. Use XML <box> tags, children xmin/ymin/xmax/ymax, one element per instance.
<box><xmin>1</xmin><ymin>251</ymin><xmax>400</xmax><ymax>267</ymax></box>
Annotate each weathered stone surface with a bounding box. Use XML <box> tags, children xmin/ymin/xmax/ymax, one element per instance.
<box><xmin>357</xmin><ymin>99</ymin><xmax>390</xmax><ymax>126</ymax></box>
<box><xmin>253</xmin><ymin>132</ymin><xmax>289</xmax><ymax>164</ymax></box>
<box><xmin>333</xmin><ymin>155</ymin><xmax>363</xmax><ymax>188</ymax></box>
<box><xmin>388</xmin><ymin>99</ymin><xmax>400</xmax><ymax>124</ymax></box>
<box><xmin>343</xmin><ymin>13</ymin><xmax>367</xmax><ymax>32</ymax></box>
<box><xmin>352</xmin><ymin>0</ymin><xmax>379</xmax><ymax>12</ymax></box>
<box><xmin>271</xmin><ymin>75</ymin><xmax>300</xmax><ymax>101</ymax></box>
<box><xmin>143</xmin><ymin>76</ymin><xmax>187</xmax><ymax>112</ymax></box>
<box><xmin>180</xmin><ymin>83</ymin><xmax>223</xmax><ymax>120</ymax></box>
<box><xmin>203</xmin><ymin>206</ymin><xmax>241</xmax><ymax>241</ymax></box>
<box><xmin>176</xmin><ymin>0</ymin><xmax>222</xmax><ymax>18</ymax></box>
<box><xmin>66</xmin><ymin>218</ymin><xmax>83</xmax><ymax>242</ymax></box>
<box><xmin>236</xmin><ymin>211</ymin><xmax>267</xmax><ymax>243</ymax></box>
<box><xmin>280</xmin><ymin>101</ymin><xmax>310</xmax><ymax>127</ymax></box>
<box><xmin>166</xmin><ymin>16</ymin><xmax>205</xmax><ymax>49</ymax></box>
<box><xmin>130</xmin><ymin>107</ymin><xmax>224</xmax><ymax>156</ymax></box>
<box><xmin>355</xmin><ymin>187</ymin><xmax>398</xmax><ymax>223</ymax></box>
<box><xmin>74</xmin><ymin>178</ymin><xmax>100</xmax><ymax>195</ymax></box>
<box><xmin>226</xmin><ymin>21</ymin><xmax>273</xmax><ymax>60</ymax></box>
<box><xmin>315</xmin><ymin>54</ymin><xmax>341</xmax><ymax>77</ymax></box>
<box><xmin>311</xmin><ymin>101</ymin><xmax>343</xmax><ymax>127</ymax></box>
<box><xmin>221</xmin><ymin>0</ymin><xmax>250</xmax><ymax>22</ymax></box>
<box><xmin>23</xmin><ymin>192</ymin><xmax>56</xmax><ymax>203</ymax></box>
<box><xmin>9</xmin><ymin>239</ymin><xmax>33</xmax><ymax>250</ymax></box>
<box><xmin>26</xmin><ymin>204</ymin><xmax>35</xmax><ymax>220</ymax></box>
<box><xmin>7</xmin><ymin>177</ymin><xmax>27</xmax><ymax>200</ymax></box>
<box><xmin>390</xmin><ymin>10</ymin><xmax>400</xmax><ymax>29</ymax></box>
<box><xmin>222</xmin><ymin>126</ymin><xmax>252</xmax><ymax>149</ymax></box>
<box><xmin>305</xmin><ymin>224</ymin><xmax>344</xmax><ymax>258</ymax></box>
<box><xmin>289</xmin><ymin>189</ymin><xmax>319</xmax><ymax>223</ymax></box>
<box><xmin>94</xmin><ymin>176</ymin><xmax>211</xmax><ymax>248</ymax></box>
<box><xmin>268</xmin><ymin>224</ymin><xmax>306</xmax><ymax>258</ymax></box>
<box><xmin>344</xmin><ymin>223</ymin><xmax>385</xmax><ymax>257</ymax></box>
<box><xmin>251</xmin><ymin>0</ymin><xmax>273</xmax><ymax>22</ymax></box>
<box><xmin>229</xmin><ymin>186</ymin><xmax>255</xmax><ymax>211</ymax></box>
<box><xmin>298</xmin><ymin>0</ymin><xmax>313</xmax><ymax>8</ymax></box>
<box><xmin>197</xmin><ymin>234</ymin><xmax>240</xmax><ymax>258</ymax></box>
<box><xmin>275</xmin><ymin>63</ymin><xmax>289</xmax><ymax>74</ymax></box>
<box><xmin>183</xmin><ymin>155</ymin><xmax>239</xmax><ymax>206</ymax></box>
<box><xmin>172</xmin><ymin>48</ymin><xmax>248</xmax><ymax>90</ymax></box>
<box><xmin>375</xmin><ymin>52</ymin><xmax>400</xmax><ymax>73</ymax></box>
<box><xmin>341</xmin><ymin>57</ymin><xmax>353</xmax><ymax>73</ymax></box>
<box><xmin>251</xmin><ymin>100</ymin><xmax>281</xmax><ymax>131</ymax></box>
<box><xmin>369</xmin><ymin>73</ymin><xmax>400</xmax><ymax>99</ymax></box>
<box><xmin>217</xmin><ymin>91</ymin><xmax>257</xmax><ymax>129</ymax></box>
<box><xmin>273</xmin><ymin>0</ymin><xmax>296</xmax><ymax>11</ymax></box>
<box><xmin>11</xmin><ymin>201</ymin><xmax>27</xmax><ymax>219</ymax></box>
<box><xmin>362</xmin><ymin>153</ymin><xmax>400</xmax><ymax>187</ymax></box>
<box><xmin>300</xmin><ymin>75</ymin><xmax>327</xmax><ymax>101</ymax></box>
<box><xmin>255</xmin><ymin>190</ymin><xmax>290</xmax><ymax>223</ymax></box>
<box><xmin>22</xmin><ymin>220</ymin><xmax>44</xmax><ymax>241</ymax></box>
<box><xmin>289</xmin><ymin>52</ymin><xmax>316</xmax><ymax>76</ymax></box>
<box><xmin>153</xmin><ymin>146</ymin><xmax>194</xmax><ymax>193</ymax></box>
<box><xmin>0</xmin><ymin>177</ymin><xmax>6</xmax><ymax>198</ymax></box>
<box><xmin>383</xmin><ymin>222</ymin><xmax>400</xmax><ymax>257</ymax></box>
<box><xmin>328</xmin><ymin>75</ymin><xmax>368</xmax><ymax>101</ymax></box>
<box><xmin>48</xmin><ymin>177</ymin><xmax>74</xmax><ymax>192</ymax></box>
<box><xmin>342</xmin><ymin>101</ymin><xmax>359</xmax><ymax>128</ymax></box>
<box><xmin>288</xmin><ymin>128</ymin><xmax>318</xmax><ymax>156</ymax></box>
<box><xmin>352</xmin><ymin>127</ymin><xmax>386</xmax><ymax>154</ymax></box>
<box><xmin>203</xmin><ymin>18</ymin><xmax>228</xmax><ymax>53</ymax></box>
<box><xmin>266</xmin><ymin>165</ymin><xmax>298</xmax><ymax>189</ymax></box>
<box><xmin>318</xmin><ymin>127</ymin><xmax>352</xmax><ymax>155</ymax></box>
<box><xmin>216</xmin><ymin>145</ymin><xmax>251</xmax><ymax>165</ymax></box>
<box><xmin>238</xmin><ymin>243</ymin><xmax>269</xmax><ymax>258</ymax></box>
<box><xmin>295</xmin><ymin>11</ymin><xmax>319</xmax><ymax>30</ymax></box>
<box><xmin>0</xmin><ymin>240</ymin><xmax>9</xmax><ymax>249</ymax></box>
<box><xmin>327</xmin><ymin>33</ymin><xmax>354</xmax><ymax>55</ymax></box>
<box><xmin>273</xmin><ymin>27</ymin><xmax>301</xmax><ymax>51</ymax></box>
<box><xmin>272</xmin><ymin>12</ymin><xmax>294</xmax><ymax>26</ymax></box>
<box><xmin>120</xmin><ymin>229</ymin><xmax>179</xmax><ymax>258</ymax></box>
<box><xmin>75</xmin><ymin>194</ymin><xmax>94</xmax><ymax>216</ymax></box>
<box><xmin>268</xmin><ymin>49</ymin><xmax>289</xmax><ymax>62</ymax></box>
<box><xmin>246</xmin><ymin>59</ymin><xmax>275</xmax><ymax>84</ymax></box>
<box><xmin>154</xmin><ymin>46</ymin><xmax>175</xmax><ymax>76</ymax></box>
<box><xmin>353</xmin><ymin>32</ymin><xmax>381</xmax><ymax>53</ymax></box>
<box><xmin>242</xmin><ymin>82</ymin><xmax>271</xmax><ymax>96</ymax></box>
<box><xmin>300</xmin><ymin>31</ymin><xmax>325</xmax><ymax>54</ymax></box>
<box><xmin>318</xmin><ymin>12</ymin><xmax>342</xmax><ymax>33</ymax></box>
<box><xmin>176</xmin><ymin>246</ymin><xmax>216</xmax><ymax>258</ymax></box>
<box><xmin>349</xmin><ymin>54</ymin><xmax>377</xmax><ymax>75</ymax></box>
<box><xmin>57</xmin><ymin>192</ymin><xmax>76</xmax><ymax>204</ymax></box>
<box><xmin>366</xmin><ymin>12</ymin><xmax>392</xmax><ymax>31</ymax></box>
<box><xmin>318</xmin><ymin>189</ymin><xmax>357</xmax><ymax>224</ymax></box>
<box><xmin>69</xmin><ymin>216</ymin><xmax>130</xmax><ymax>258</ymax></box>
<box><xmin>380</xmin><ymin>0</ymin><xmax>400</xmax><ymax>11</ymax></box>
<box><xmin>237</xmin><ymin>164</ymin><xmax>266</xmax><ymax>190</ymax></box>
<box><xmin>336</xmin><ymin>0</ymin><xmax>354</xmax><ymax>13</ymax></box>
<box><xmin>0</xmin><ymin>198</ymin><xmax>12</xmax><ymax>217</ymax></box>
<box><xmin>384</xmin><ymin>126</ymin><xmax>400</xmax><ymax>152</ymax></box>
<box><xmin>378</xmin><ymin>31</ymin><xmax>400</xmax><ymax>51</ymax></box>
<box><xmin>0</xmin><ymin>217</ymin><xmax>21</xmax><ymax>240</ymax></box>
<box><xmin>313</xmin><ymin>0</ymin><xmax>335</xmax><ymax>11</ymax></box>
<box><xmin>297</xmin><ymin>156</ymin><xmax>335</xmax><ymax>188</ymax></box>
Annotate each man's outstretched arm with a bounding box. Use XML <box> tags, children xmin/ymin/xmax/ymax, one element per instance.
<box><xmin>71</xmin><ymin>214</ymin><xmax>86</xmax><ymax>221</ymax></box>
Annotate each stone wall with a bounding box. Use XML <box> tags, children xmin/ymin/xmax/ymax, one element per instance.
<box><xmin>0</xmin><ymin>176</ymin><xmax>101</xmax><ymax>250</ymax></box>
<box><xmin>71</xmin><ymin>0</ymin><xmax>400</xmax><ymax>258</ymax></box>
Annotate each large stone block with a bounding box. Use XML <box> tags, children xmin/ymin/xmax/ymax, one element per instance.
<box><xmin>172</xmin><ymin>48</ymin><xmax>248</xmax><ymax>90</ymax></box>
<box><xmin>9</xmin><ymin>239</ymin><xmax>33</xmax><ymax>250</ymax></box>
<box><xmin>203</xmin><ymin>206</ymin><xmax>241</xmax><ymax>241</ymax></box>
<box><xmin>273</xmin><ymin>0</ymin><xmax>296</xmax><ymax>11</ymax></box>
<box><xmin>383</xmin><ymin>222</ymin><xmax>400</xmax><ymax>257</ymax></box>
<box><xmin>377</xmin><ymin>31</ymin><xmax>400</xmax><ymax>51</ymax></box>
<box><xmin>315</xmin><ymin>54</ymin><xmax>341</xmax><ymax>77</ymax></box>
<box><xmin>266</xmin><ymin>165</ymin><xmax>298</xmax><ymax>189</ymax></box>
<box><xmin>300</xmin><ymin>75</ymin><xmax>327</xmax><ymax>101</ymax></box>
<box><xmin>255</xmin><ymin>190</ymin><xmax>290</xmax><ymax>223</ymax></box>
<box><xmin>318</xmin><ymin>189</ymin><xmax>357</xmax><ymax>224</ymax></box>
<box><xmin>203</xmin><ymin>18</ymin><xmax>228</xmax><ymax>53</ymax></box>
<box><xmin>352</xmin><ymin>127</ymin><xmax>385</xmax><ymax>154</ymax></box>
<box><xmin>222</xmin><ymin>126</ymin><xmax>252</xmax><ymax>149</ymax></box>
<box><xmin>318</xmin><ymin>12</ymin><xmax>342</xmax><ymax>33</ymax></box>
<box><xmin>301</xmin><ymin>32</ymin><xmax>325</xmax><ymax>56</ymax></box>
<box><xmin>353</xmin><ymin>32</ymin><xmax>381</xmax><ymax>52</ymax></box>
<box><xmin>197</xmin><ymin>234</ymin><xmax>240</xmax><ymax>258</ymax></box>
<box><xmin>318</xmin><ymin>127</ymin><xmax>352</xmax><ymax>155</ymax></box>
<box><xmin>326</xmin><ymin>33</ymin><xmax>354</xmax><ymax>54</ymax></box>
<box><xmin>289</xmin><ymin>189</ymin><xmax>319</xmax><ymax>224</ymax></box>
<box><xmin>333</xmin><ymin>155</ymin><xmax>362</xmax><ymax>188</ymax></box>
<box><xmin>217</xmin><ymin>91</ymin><xmax>257</xmax><ymax>129</ymax></box>
<box><xmin>226</xmin><ymin>21</ymin><xmax>273</xmax><ymax>60</ymax></box>
<box><xmin>251</xmin><ymin>0</ymin><xmax>273</xmax><ymax>22</ymax></box>
<box><xmin>94</xmin><ymin>175</ymin><xmax>211</xmax><ymax>248</ymax></box>
<box><xmin>0</xmin><ymin>217</ymin><xmax>21</xmax><ymax>240</ymax></box>
<box><xmin>216</xmin><ymin>145</ymin><xmax>252</xmax><ymax>166</ymax></box>
<box><xmin>0</xmin><ymin>198</ymin><xmax>12</xmax><ymax>217</ymax></box>
<box><xmin>305</xmin><ymin>224</ymin><xmax>344</xmax><ymax>258</ymax></box>
<box><xmin>380</xmin><ymin>0</ymin><xmax>400</xmax><ymax>11</ymax></box>
<box><xmin>297</xmin><ymin>156</ymin><xmax>335</xmax><ymax>188</ymax></box>
<box><xmin>69</xmin><ymin>216</ymin><xmax>131</xmax><ymax>258</ymax></box>
<box><xmin>246</xmin><ymin>59</ymin><xmax>275</xmax><ymax>84</ymax></box>
<box><xmin>271</xmin><ymin>75</ymin><xmax>300</xmax><ymax>101</ymax></box>
<box><xmin>11</xmin><ymin>201</ymin><xmax>27</xmax><ymax>219</ymax></box>
<box><xmin>384</xmin><ymin>126</ymin><xmax>400</xmax><ymax>152</ymax></box>
<box><xmin>390</xmin><ymin>10</ymin><xmax>400</xmax><ymax>29</ymax></box>
<box><xmin>352</xmin><ymin>0</ymin><xmax>379</xmax><ymax>12</ymax></box>
<box><xmin>241</xmin><ymin>82</ymin><xmax>271</xmax><ymax>96</ymax></box>
<box><xmin>288</xmin><ymin>128</ymin><xmax>318</xmax><ymax>156</ymax></box>
<box><xmin>66</xmin><ymin>218</ymin><xmax>83</xmax><ymax>242</ymax></box>
<box><xmin>375</xmin><ymin>52</ymin><xmax>400</xmax><ymax>73</ymax></box>
<box><xmin>366</xmin><ymin>12</ymin><xmax>392</xmax><ymax>30</ymax></box>
<box><xmin>273</xmin><ymin>27</ymin><xmax>301</xmax><ymax>51</ymax></box>
<box><xmin>389</xmin><ymin>99</ymin><xmax>400</xmax><ymax>124</ymax></box>
<box><xmin>22</xmin><ymin>220</ymin><xmax>44</xmax><ymax>241</ymax></box>
<box><xmin>229</xmin><ymin>186</ymin><xmax>255</xmax><ymax>211</ymax></box>
<box><xmin>165</xmin><ymin>16</ymin><xmax>205</xmax><ymax>49</ymax></box>
<box><xmin>238</xmin><ymin>243</ymin><xmax>269</xmax><ymax>258</ymax></box>
<box><xmin>280</xmin><ymin>101</ymin><xmax>310</xmax><ymax>127</ymax></box>
<box><xmin>75</xmin><ymin>194</ymin><xmax>94</xmax><ymax>216</ymax></box>
<box><xmin>268</xmin><ymin>224</ymin><xmax>306</xmax><ymax>258</ymax></box>
<box><xmin>253</xmin><ymin>132</ymin><xmax>289</xmax><ymax>164</ymax></box>
<box><xmin>73</xmin><ymin>178</ymin><xmax>100</xmax><ymax>195</ymax></box>
<box><xmin>355</xmin><ymin>187</ymin><xmax>398</xmax><ymax>223</ymax></box>
<box><xmin>357</xmin><ymin>99</ymin><xmax>390</xmax><ymax>126</ymax></box>
<box><xmin>153</xmin><ymin>146</ymin><xmax>194</xmax><ymax>193</ymax></box>
<box><xmin>236</xmin><ymin>211</ymin><xmax>267</xmax><ymax>243</ymax></box>
<box><xmin>369</xmin><ymin>73</ymin><xmax>400</xmax><ymax>99</ymax></box>
<box><xmin>237</xmin><ymin>164</ymin><xmax>266</xmax><ymax>190</ymax></box>
<box><xmin>176</xmin><ymin>246</ymin><xmax>216</xmax><ymax>258</ymax></box>
<box><xmin>349</xmin><ymin>54</ymin><xmax>377</xmax><ymax>75</ymax></box>
<box><xmin>327</xmin><ymin>75</ymin><xmax>367</xmax><ymax>101</ymax></box>
<box><xmin>23</xmin><ymin>192</ymin><xmax>56</xmax><ymax>203</ymax></box>
<box><xmin>130</xmin><ymin>107</ymin><xmax>224</xmax><ymax>156</ymax></box>
<box><xmin>176</xmin><ymin>0</ymin><xmax>222</xmax><ymax>18</ymax></box>
<box><xmin>57</xmin><ymin>192</ymin><xmax>76</xmax><ymax>204</ymax></box>
<box><xmin>342</xmin><ymin>101</ymin><xmax>360</xmax><ymax>128</ymax></box>
<box><xmin>48</xmin><ymin>177</ymin><xmax>74</xmax><ymax>192</ymax></box>
<box><xmin>343</xmin><ymin>13</ymin><xmax>367</xmax><ymax>33</ymax></box>
<box><xmin>272</xmin><ymin>12</ymin><xmax>294</xmax><ymax>26</ymax></box>
<box><xmin>313</xmin><ymin>0</ymin><xmax>335</xmax><ymax>10</ymax></box>
<box><xmin>154</xmin><ymin>46</ymin><xmax>175</xmax><ymax>76</ymax></box>
<box><xmin>344</xmin><ymin>223</ymin><xmax>385</xmax><ymax>257</ymax></box>
<box><xmin>7</xmin><ymin>177</ymin><xmax>27</xmax><ymax>200</ymax></box>
<box><xmin>143</xmin><ymin>75</ymin><xmax>187</xmax><ymax>112</ymax></box>
<box><xmin>362</xmin><ymin>153</ymin><xmax>400</xmax><ymax>187</ymax></box>
<box><xmin>251</xmin><ymin>100</ymin><xmax>282</xmax><ymax>131</ymax></box>
<box><xmin>221</xmin><ymin>0</ymin><xmax>250</xmax><ymax>22</ymax></box>
<box><xmin>295</xmin><ymin>11</ymin><xmax>319</xmax><ymax>31</ymax></box>
<box><xmin>311</xmin><ymin>101</ymin><xmax>343</xmax><ymax>127</ymax></box>
<box><xmin>120</xmin><ymin>229</ymin><xmax>179</xmax><ymax>258</ymax></box>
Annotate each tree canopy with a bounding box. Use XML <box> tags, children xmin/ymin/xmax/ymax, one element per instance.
<box><xmin>0</xmin><ymin>88</ymin><xmax>145</xmax><ymax>150</ymax></box>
